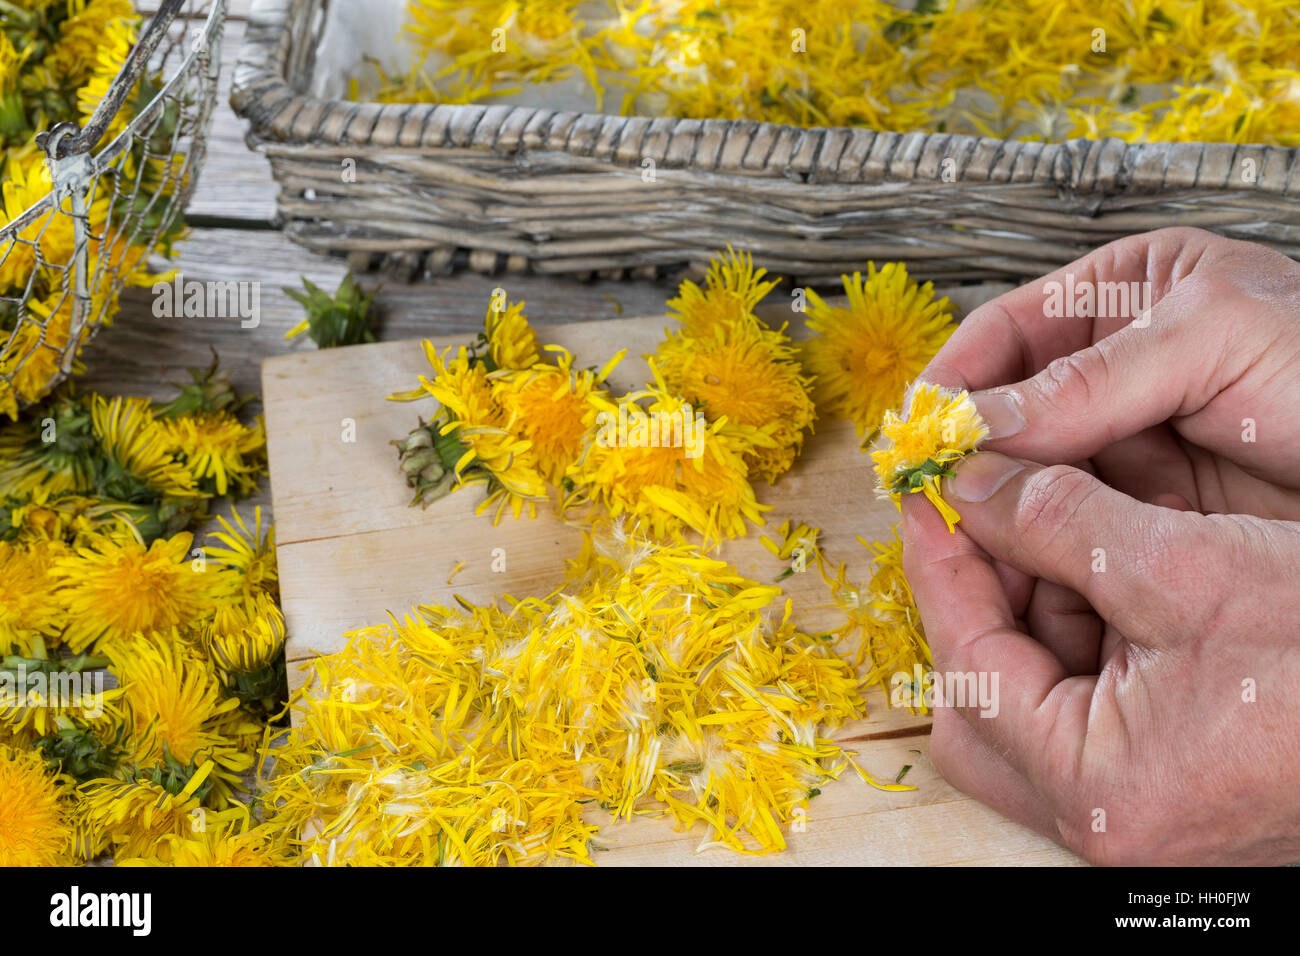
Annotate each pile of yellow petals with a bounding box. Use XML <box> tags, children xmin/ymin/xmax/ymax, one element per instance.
<box><xmin>1</xmin><ymin>0</ymin><xmax>188</xmax><ymax>418</ymax></box>
<box><xmin>821</xmin><ymin>528</ymin><xmax>933</xmax><ymax>709</ymax></box>
<box><xmin>872</xmin><ymin>383</ymin><xmax>988</xmax><ymax>533</ymax></box>
<box><xmin>804</xmin><ymin>263</ymin><xmax>956</xmax><ymax>444</ymax></box>
<box><xmin>372</xmin><ymin>0</ymin><xmax>1300</xmax><ymax>147</ymax></box>
<box><xmin>258</xmin><ymin>530</ymin><xmax>903</xmax><ymax>865</ymax></box>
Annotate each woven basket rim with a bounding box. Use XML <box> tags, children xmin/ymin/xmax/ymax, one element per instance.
<box><xmin>231</xmin><ymin>0</ymin><xmax>1300</xmax><ymax>196</ymax></box>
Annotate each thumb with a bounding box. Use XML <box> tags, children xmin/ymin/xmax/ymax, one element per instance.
<box><xmin>966</xmin><ymin>294</ymin><xmax>1233</xmax><ymax>464</ymax></box>
<box><xmin>943</xmin><ymin>450</ymin><xmax>1212</xmax><ymax>644</ymax></box>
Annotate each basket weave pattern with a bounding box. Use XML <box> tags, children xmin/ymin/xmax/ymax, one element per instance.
<box><xmin>233</xmin><ymin>0</ymin><xmax>1300</xmax><ymax>284</ymax></box>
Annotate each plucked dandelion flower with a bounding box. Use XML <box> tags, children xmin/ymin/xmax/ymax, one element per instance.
<box><xmin>202</xmin><ymin>591</ymin><xmax>286</xmax><ymax>706</ymax></box>
<box><xmin>0</xmin><ymin>634</ymin><xmax>125</xmax><ymax>740</ymax></box>
<box><xmin>0</xmin><ymin>744</ymin><xmax>78</xmax><ymax>866</ymax></box>
<box><xmin>51</xmin><ymin>528</ymin><xmax>225</xmax><ymax>654</ymax></box>
<box><xmin>871</xmin><ymin>383</ymin><xmax>988</xmax><ymax>533</ymax></box>
<box><xmin>91</xmin><ymin>395</ymin><xmax>200</xmax><ymax>500</ymax></box>
<box><xmin>403</xmin><ymin>343</ymin><xmax>549</xmax><ymax>517</ymax></box>
<box><xmin>804</xmin><ymin>263</ymin><xmax>957</xmax><ymax>441</ymax></box>
<box><xmin>156</xmin><ymin>410</ymin><xmax>267</xmax><ymax>498</ymax></box>
<box><xmin>566</xmin><ymin>377</ymin><xmax>771</xmax><ymax>543</ymax></box>
<box><xmin>120</xmin><ymin>817</ymin><xmax>291</xmax><ymax>867</ymax></box>
<box><xmin>0</xmin><ymin>539</ymin><xmax>65</xmax><ymax>654</ymax></box>
<box><xmin>78</xmin><ymin>763</ymin><xmax>241</xmax><ymax>863</ymax></box>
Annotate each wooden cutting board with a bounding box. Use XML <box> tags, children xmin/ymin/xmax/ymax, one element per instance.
<box><xmin>260</xmin><ymin>306</ymin><xmax>1079</xmax><ymax>866</ymax></box>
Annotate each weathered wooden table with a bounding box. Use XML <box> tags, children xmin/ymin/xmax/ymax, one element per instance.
<box><xmin>77</xmin><ymin>2</ymin><xmax>1075</xmax><ymax>864</ymax></box>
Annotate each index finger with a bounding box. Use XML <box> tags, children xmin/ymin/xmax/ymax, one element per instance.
<box><xmin>919</xmin><ymin>227</ymin><xmax>1221</xmax><ymax>393</ymax></box>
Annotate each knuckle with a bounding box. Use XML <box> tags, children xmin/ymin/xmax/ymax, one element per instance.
<box><xmin>1030</xmin><ymin>350</ymin><xmax>1104</xmax><ymax>413</ymax></box>
<box><xmin>1013</xmin><ymin>465</ymin><xmax>1097</xmax><ymax>551</ymax></box>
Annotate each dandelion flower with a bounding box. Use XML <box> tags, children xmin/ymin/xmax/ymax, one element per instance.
<box><xmin>205</xmin><ymin>506</ymin><xmax>278</xmax><ymax>600</ymax></box>
<box><xmin>666</xmin><ymin>246</ymin><xmax>780</xmax><ymax>339</ymax></box>
<box><xmin>92</xmin><ymin>395</ymin><xmax>200</xmax><ymax>500</ymax></box>
<box><xmin>0</xmin><ymin>539</ymin><xmax>65</xmax><ymax>654</ymax></box>
<box><xmin>120</xmin><ymin>817</ymin><xmax>290</xmax><ymax>867</ymax></box>
<box><xmin>157</xmin><ymin>410</ymin><xmax>267</xmax><ymax>497</ymax></box>
<box><xmin>871</xmin><ymin>383</ymin><xmax>987</xmax><ymax>532</ymax></box>
<box><xmin>399</xmin><ymin>343</ymin><xmax>548</xmax><ymax>517</ymax></box>
<box><xmin>52</xmin><ymin>528</ymin><xmax>226</xmax><ymax>654</ymax></box>
<box><xmin>0</xmin><ymin>744</ymin><xmax>78</xmax><ymax>866</ymax></box>
<box><xmin>111</xmin><ymin>637</ymin><xmax>254</xmax><ymax>785</ymax></box>
<box><xmin>78</xmin><ymin>764</ymin><xmax>238</xmax><ymax>862</ymax></box>
<box><xmin>804</xmin><ymin>263</ymin><xmax>956</xmax><ymax>441</ymax></box>
<box><xmin>566</xmin><ymin>377</ymin><xmax>771</xmax><ymax>542</ymax></box>
<box><xmin>494</xmin><ymin>347</ymin><xmax>622</xmax><ymax>485</ymax></box>
<box><xmin>655</xmin><ymin>322</ymin><xmax>814</xmax><ymax>483</ymax></box>
<box><xmin>202</xmin><ymin>591</ymin><xmax>286</xmax><ymax>711</ymax></box>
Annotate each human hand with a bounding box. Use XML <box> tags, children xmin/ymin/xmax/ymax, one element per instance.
<box><xmin>901</xmin><ymin>227</ymin><xmax>1300</xmax><ymax>864</ymax></box>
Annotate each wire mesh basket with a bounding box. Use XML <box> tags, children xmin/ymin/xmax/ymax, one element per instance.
<box><xmin>0</xmin><ymin>0</ymin><xmax>227</xmax><ymax>418</ymax></box>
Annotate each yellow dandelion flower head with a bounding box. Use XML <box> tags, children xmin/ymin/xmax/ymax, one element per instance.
<box><xmin>655</xmin><ymin>321</ymin><xmax>814</xmax><ymax>483</ymax></box>
<box><xmin>0</xmin><ymin>539</ymin><xmax>65</xmax><ymax>655</ymax></box>
<box><xmin>203</xmin><ymin>591</ymin><xmax>286</xmax><ymax>679</ymax></box>
<box><xmin>494</xmin><ymin>346</ymin><xmax>623</xmax><ymax>485</ymax></box>
<box><xmin>3</xmin><ymin>490</ymin><xmax>121</xmax><ymax>547</ymax></box>
<box><xmin>871</xmin><ymin>383</ymin><xmax>987</xmax><ymax>532</ymax></box>
<box><xmin>111</xmin><ymin>637</ymin><xmax>250</xmax><ymax>774</ymax></box>
<box><xmin>419</xmin><ymin>344</ymin><xmax>548</xmax><ymax>511</ymax></box>
<box><xmin>206</xmin><ymin>506</ymin><xmax>278</xmax><ymax>600</ymax></box>
<box><xmin>157</xmin><ymin>410</ymin><xmax>267</xmax><ymax>497</ymax></box>
<box><xmin>667</xmin><ymin>246</ymin><xmax>779</xmax><ymax>338</ymax></box>
<box><xmin>51</xmin><ymin>528</ymin><xmax>226</xmax><ymax>654</ymax></box>
<box><xmin>121</xmin><ymin>817</ymin><xmax>290</xmax><ymax>867</ymax></box>
<box><xmin>567</xmin><ymin>379</ymin><xmax>771</xmax><ymax>542</ymax></box>
<box><xmin>78</xmin><ymin>765</ymin><xmax>238</xmax><ymax>862</ymax></box>
<box><xmin>66</xmin><ymin>3</ymin><xmax>139</xmax><ymax>138</ymax></box>
<box><xmin>484</xmin><ymin>296</ymin><xmax>541</xmax><ymax>371</ymax></box>
<box><xmin>0</xmin><ymin>744</ymin><xmax>77</xmax><ymax>866</ymax></box>
<box><xmin>92</xmin><ymin>395</ymin><xmax>200</xmax><ymax>499</ymax></box>
<box><xmin>804</xmin><ymin>262</ymin><xmax>957</xmax><ymax>438</ymax></box>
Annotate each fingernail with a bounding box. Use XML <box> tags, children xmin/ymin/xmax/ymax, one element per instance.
<box><xmin>947</xmin><ymin>452</ymin><xmax>1026</xmax><ymax>502</ymax></box>
<box><xmin>972</xmin><ymin>390</ymin><xmax>1026</xmax><ymax>440</ymax></box>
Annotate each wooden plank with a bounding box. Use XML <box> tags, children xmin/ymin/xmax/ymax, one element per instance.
<box><xmin>261</xmin><ymin>307</ymin><xmax>1078</xmax><ymax>866</ymax></box>
<box><xmin>191</xmin><ymin>18</ymin><xmax>280</xmax><ymax>223</ymax></box>
<box><xmin>78</xmin><ymin>228</ymin><xmax>682</xmax><ymax>403</ymax></box>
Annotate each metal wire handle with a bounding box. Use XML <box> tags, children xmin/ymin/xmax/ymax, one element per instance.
<box><xmin>35</xmin><ymin>0</ymin><xmax>189</xmax><ymax>161</ymax></box>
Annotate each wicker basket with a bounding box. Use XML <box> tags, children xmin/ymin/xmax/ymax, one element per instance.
<box><xmin>0</xmin><ymin>0</ymin><xmax>227</xmax><ymax>412</ymax></box>
<box><xmin>232</xmin><ymin>0</ymin><xmax>1300</xmax><ymax>285</ymax></box>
